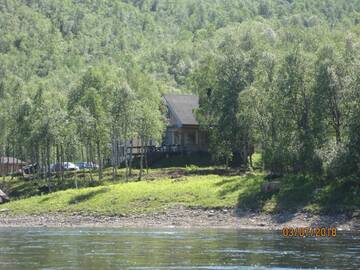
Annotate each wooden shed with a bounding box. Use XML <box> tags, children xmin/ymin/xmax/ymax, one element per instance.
<box><xmin>0</xmin><ymin>157</ymin><xmax>27</xmax><ymax>176</ymax></box>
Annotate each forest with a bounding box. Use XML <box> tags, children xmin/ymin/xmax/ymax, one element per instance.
<box><xmin>0</xmin><ymin>0</ymin><xmax>359</xmax><ymax>196</ymax></box>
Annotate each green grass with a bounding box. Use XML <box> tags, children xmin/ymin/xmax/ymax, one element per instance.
<box><xmin>2</xmin><ymin>172</ymin><xmax>265</xmax><ymax>215</ymax></box>
<box><xmin>1</xmin><ymin>152</ymin><xmax>358</xmax><ymax>216</ymax></box>
<box><xmin>260</xmin><ymin>175</ymin><xmax>320</xmax><ymax>212</ymax></box>
<box><xmin>0</xmin><ymin>153</ymin><xmax>218</xmax><ymax>201</ymax></box>
<box><xmin>0</xmin><ymin>169</ymin><xmax>114</xmax><ymax>200</ymax></box>
<box><xmin>251</xmin><ymin>152</ymin><xmax>263</xmax><ymax>169</ymax></box>
<box><xmin>245</xmin><ymin>174</ymin><xmax>360</xmax><ymax>214</ymax></box>
<box><xmin>2</xmin><ymin>171</ymin><xmax>358</xmax><ymax>215</ymax></box>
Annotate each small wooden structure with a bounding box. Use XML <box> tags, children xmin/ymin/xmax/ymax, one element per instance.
<box><xmin>0</xmin><ymin>157</ymin><xmax>27</xmax><ymax>176</ymax></box>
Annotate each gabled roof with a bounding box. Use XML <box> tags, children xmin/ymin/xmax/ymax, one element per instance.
<box><xmin>163</xmin><ymin>94</ymin><xmax>199</xmax><ymax>126</ymax></box>
<box><xmin>0</xmin><ymin>157</ymin><xmax>26</xmax><ymax>165</ymax></box>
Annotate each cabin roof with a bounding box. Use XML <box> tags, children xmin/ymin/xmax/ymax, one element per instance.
<box><xmin>0</xmin><ymin>157</ymin><xmax>26</xmax><ymax>165</ymax></box>
<box><xmin>163</xmin><ymin>94</ymin><xmax>199</xmax><ymax>126</ymax></box>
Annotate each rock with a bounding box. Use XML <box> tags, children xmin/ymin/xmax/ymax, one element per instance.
<box><xmin>352</xmin><ymin>210</ymin><xmax>360</xmax><ymax>218</ymax></box>
<box><xmin>261</xmin><ymin>181</ymin><xmax>280</xmax><ymax>193</ymax></box>
<box><xmin>38</xmin><ymin>186</ymin><xmax>49</xmax><ymax>194</ymax></box>
<box><xmin>0</xmin><ymin>189</ymin><xmax>9</xmax><ymax>204</ymax></box>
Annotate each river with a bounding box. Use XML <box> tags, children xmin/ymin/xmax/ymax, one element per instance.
<box><xmin>0</xmin><ymin>228</ymin><xmax>359</xmax><ymax>269</ymax></box>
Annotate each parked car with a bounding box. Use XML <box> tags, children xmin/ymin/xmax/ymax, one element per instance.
<box><xmin>64</xmin><ymin>162</ymin><xmax>79</xmax><ymax>171</ymax></box>
<box><xmin>22</xmin><ymin>163</ymin><xmax>39</xmax><ymax>175</ymax></box>
<box><xmin>76</xmin><ymin>162</ymin><xmax>99</xmax><ymax>170</ymax></box>
<box><xmin>50</xmin><ymin>163</ymin><xmax>62</xmax><ymax>172</ymax></box>
<box><xmin>50</xmin><ymin>162</ymin><xmax>79</xmax><ymax>172</ymax></box>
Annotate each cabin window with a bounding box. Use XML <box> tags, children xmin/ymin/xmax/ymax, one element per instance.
<box><xmin>186</xmin><ymin>132</ymin><xmax>196</xmax><ymax>145</ymax></box>
<box><xmin>174</xmin><ymin>132</ymin><xmax>181</xmax><ymax>145</ymax></box>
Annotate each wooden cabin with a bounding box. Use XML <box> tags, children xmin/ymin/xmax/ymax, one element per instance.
<box><xmin>163</xmin><ymin>94</ymin><xmax>208</xmax><ymax>153</ymax></box>
<box><xmin>0</xmin><ymin>157</ymin><xmax>27</xmax><ymax>176</ymax></box>
<box><xmin>108</xmin><ymin>94</ymin><xmax>208</xmax><ymax>166</ymax></box>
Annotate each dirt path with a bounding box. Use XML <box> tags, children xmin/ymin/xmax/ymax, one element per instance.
<box><xmin>0</xmin><ymin>207</ymin><xmax>359</xmax><ymax>230</ymax></box>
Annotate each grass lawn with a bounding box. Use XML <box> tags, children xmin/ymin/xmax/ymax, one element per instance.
<box><xmin>2</xmin><ymin>172</ymin><xmax>265</xmax><ymax>215</ymax></box>
<box><xmin>1</xmin><ymin>154</ymin><xmax>358</xmax><ymax>215</ymax></box>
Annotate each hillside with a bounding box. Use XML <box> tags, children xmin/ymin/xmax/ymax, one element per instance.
<box><xmin>1</xmin><ymin>0</ymin><xmax>359</xmax><ymax>91</ymax></box>
<box><xmin>0</xmin><ymin>0</ymin><xmax>359</xmax><ymax>216</ymax></box>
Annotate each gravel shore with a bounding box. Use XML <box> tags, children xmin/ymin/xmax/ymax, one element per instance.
<box><xmin>0</xmin><ymin>207</ymin><xmax>359</xmax><ymax>230</ymax></box>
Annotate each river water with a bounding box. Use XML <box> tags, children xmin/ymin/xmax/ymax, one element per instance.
<box><xmin>0</xmin><ymin>228</ymin><xmax>359</xmax><ymax>269</ymax></box>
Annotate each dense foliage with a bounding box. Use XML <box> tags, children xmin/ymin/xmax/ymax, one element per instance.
<box><xmin>0</xmin><ymin>0</ymin><xmax>359</xmax><ymax>188</ymax></box>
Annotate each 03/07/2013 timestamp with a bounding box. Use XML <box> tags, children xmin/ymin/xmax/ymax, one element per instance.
<box><xmin>282</xmin><ymin>227</ymin><xmax>337</xmax><ymax>237</ymax></box>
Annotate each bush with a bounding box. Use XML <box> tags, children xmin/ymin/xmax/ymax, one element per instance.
<box><xmin>317</xmin><ymin>139</ymin><xmax>347</xmax><ymax>179</ymax></box>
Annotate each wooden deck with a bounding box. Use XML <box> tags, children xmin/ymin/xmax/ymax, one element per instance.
<box><xmin>128</xmin><ymin>145</ymin><xmax>187</xmax><ymax>157</ymax></box>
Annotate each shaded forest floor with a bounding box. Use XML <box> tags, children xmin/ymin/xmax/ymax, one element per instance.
<box><xmin>0</xmin><ymin>154</ymin><xmax>359</xmax><ymax>219</ymax></box>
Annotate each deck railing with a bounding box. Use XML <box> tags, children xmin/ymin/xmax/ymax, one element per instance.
<box><xmin>127</xmin><ymin>145</ymin><xmax>187</xmax><ymax>156</ymax></box>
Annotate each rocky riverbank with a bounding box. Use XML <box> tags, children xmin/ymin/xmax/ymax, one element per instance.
<box><xmin>0</xmin><ymin>207</ymin><xmax>359</xmax><ymax>230</ymax></box>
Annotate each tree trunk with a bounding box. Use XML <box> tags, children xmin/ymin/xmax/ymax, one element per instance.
<box><xmin>60</xmin><ymin>144</ymin><xmax>64</xmax><ymax>182</ymax></box>
<box><xmin>129</xmin><ymin>140</ymin><xmax>133</xmax><ymax>177</ymax></box>
<box><xmin>114</xmin><ymin>137</ymin><xmax>118</xmax><ymax>178</ymax></box>
<box><xmin>249</xmin><ymin>154</ymin><xmax>253</xmax><ymax>170</ymax></box>
<box><xmin>1</xmin><ymin>144</ymin><xmax>5</xmax><ymax>182</ymax></box>
<box><xmin>331</xmin><ymin>93</ymin><xmax>342</xmax><ymax>145</ymax></box>
<box><xmin>88</xmin><ymin>142</ymin><xmax>93</xmax><ymax>182</ymax></box>
<box><xmin>335</xmin><ymin>123</ymin><xmax>341</xmax><ymax>145</ymax></box>
<box><xmin>36</xmin><ymin>145</ymin><xmax>41</xmax><ymax>180</ymax></box>
<box><xmin>6</xmin><ymin>145</ymin><xmax>10</xmax><ymax>176</ymax></box>
<box><xmin>111</xmin><ymin>134</ymin><xmax>116</xmax><ymax>181</ymax></box>
<box><xmin>97</xmin><ymin>139</ymin><xmax>103</xmax><ymax>180</ymax></box>
<box><xmin>248</xmin><ymin>143</ymin><xmax>254</xmax><ymax>170</ymax></box>
<box><xmin>46</xmin><ymin>139</ymin><xmax>51</xmax><ymax>193</ymax></box>
<box><xmin>225</xmin><ymin>156</ymin><xmax>229</xmax><ymax>171</ymax></box>
<box><xmin>145</xmin><ymin>141</ymin><xmax>149</xmax><ymax>175</ymax></box>
<box><xmin>10</xmin><ymin>146</ymin><xmax>15</xmax><ymax>180</ymax></box>
<box><xmin>124</xmin><ymin>123</ymin><xmax>129</xmax><ymax>181</ymax></box>
<box><xmin>138</xmin><ymin>138</ymin><xmax>144</xmax><ymax>181</ymax></box>
<box><xmin>114</xmin><ymin>138</ymin><xmax>119</xmax><ymax>178</ymax></box>
<box><xmin>11</xmin><ymin>147</ymin><xmax>15</xmax><ymax>177</ymax></box>
<box><xmin>81</xmin><ymin>145</ymin><xmax>84</xmax><ymax>166</ymax></box>
<box><xmin>56</xmin><ymin>144</ymin><xmax>60</xmax><ymax>182</ymax></box>
<box><xmin>124</xmin><ymin>140</ymin><xmax>128</xmax><ymax>182</ymax></box>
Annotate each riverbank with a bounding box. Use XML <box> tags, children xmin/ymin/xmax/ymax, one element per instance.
<box><xmin>0</xmin><ymin>207</ymin><xmax>359</xmax><ymax>230</ymax></box>
<box><xmin>1</xmin><ymin>156</ymin><xmax>359</xmax><ymax>227</ymax></box>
